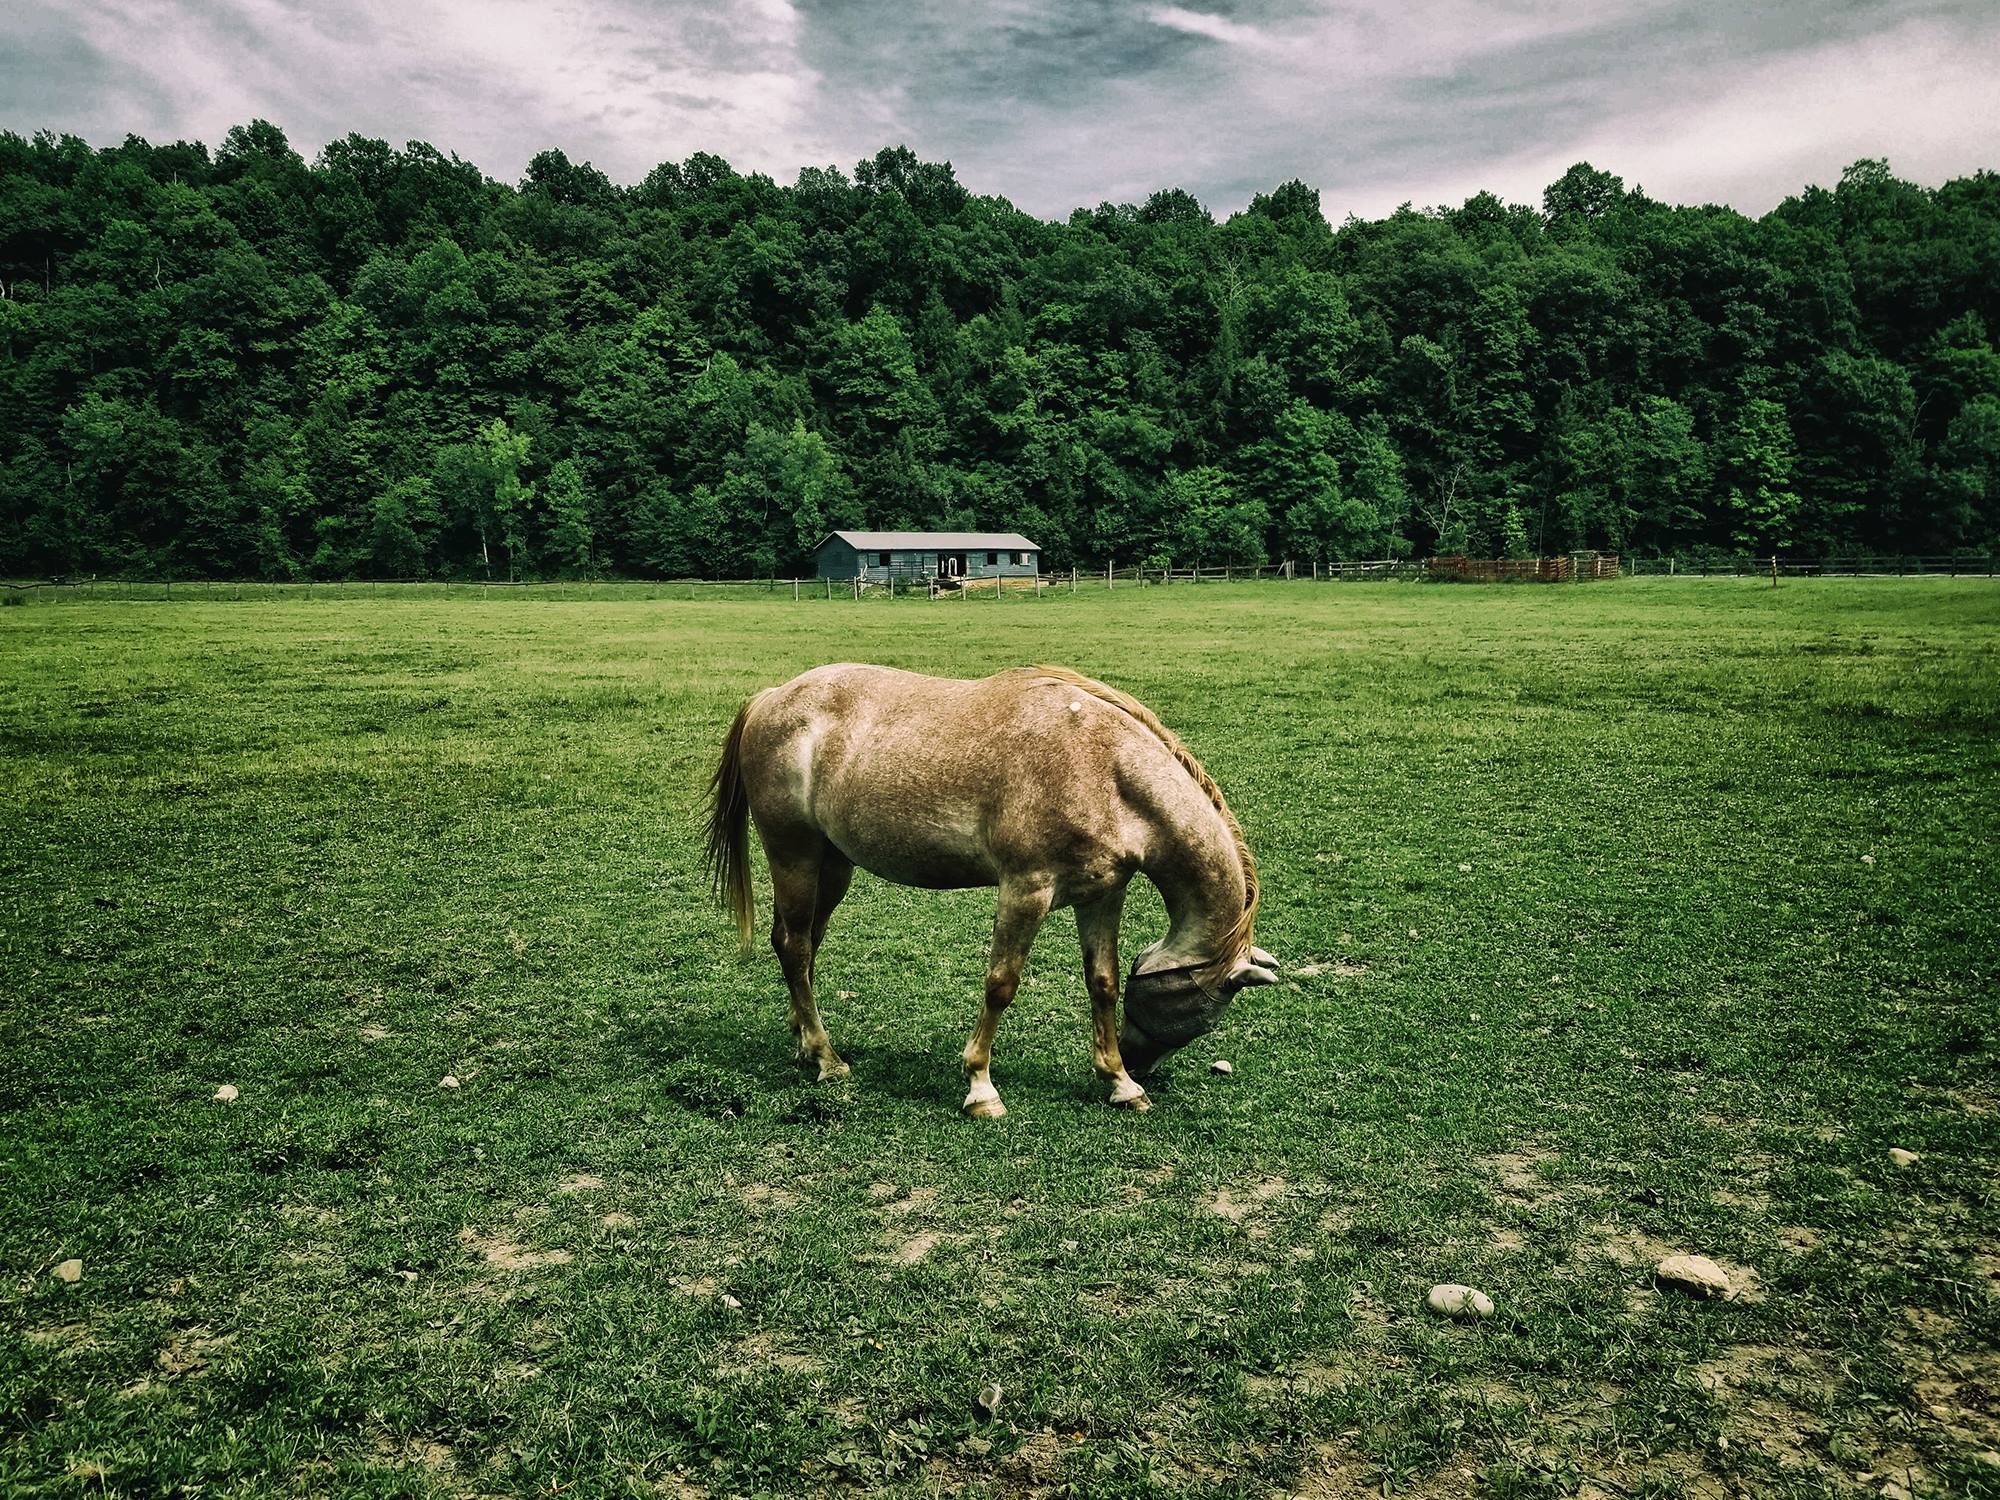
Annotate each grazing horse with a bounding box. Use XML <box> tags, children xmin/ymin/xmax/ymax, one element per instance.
<box><xmin>705</xmin><ymin>664</ymin><xmax>1276</xmax><ymax>1116</ymax></box>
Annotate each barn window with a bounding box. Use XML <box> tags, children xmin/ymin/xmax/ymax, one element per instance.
<box><xmin>879</xmin><ymin>551</ymin><xmax>891</xmax><ymax>566</ymax></box>
<box><xmin>986</xmin><ymin>551</ymin><xmax>997</xmax><ymax>565</ymax></box>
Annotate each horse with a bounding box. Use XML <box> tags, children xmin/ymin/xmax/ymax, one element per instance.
<box><xmin>704</xmin><ymin>664</ymin><xmax>1277</xmax><ymax>1116</ymax></box>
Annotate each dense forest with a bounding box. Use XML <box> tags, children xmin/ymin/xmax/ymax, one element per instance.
<box><xmin>2</xmin><ymin>123</ymin><xmax>1997</xmax><ymax>579</ymax></box>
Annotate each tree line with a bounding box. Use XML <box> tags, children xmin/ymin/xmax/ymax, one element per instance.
<box><xmin>2</xmin><ymin>123</ymin><xmax>1996</xmax><ymax>580</ymax></box>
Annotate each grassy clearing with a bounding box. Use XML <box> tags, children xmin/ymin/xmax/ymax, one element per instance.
<box><xmin>2</xmin><ymin>580</ymin><xmax>1997</xmax><ymax>1499</ymax></box>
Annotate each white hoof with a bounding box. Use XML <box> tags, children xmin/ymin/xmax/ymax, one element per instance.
<box><xmin>1109</xmin><ymin>1076</ymin><xmax>1151</xmax><ymax>1111</ymax></box>
<box><xmin>817</xmin><ymin>1058</ymin><xmax>851</xmax><ymax>1083</ymax></box>
<box><xmin>962</xmin><ymin>1080</ymin><xmax>1006</xmax><ymax>1119</ymax></box>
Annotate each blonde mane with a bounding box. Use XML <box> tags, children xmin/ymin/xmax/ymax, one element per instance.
<box><xmin>1029</xmin><ymin>666</ymin><xmax>1258</xmax><ymax>976</ymax></box>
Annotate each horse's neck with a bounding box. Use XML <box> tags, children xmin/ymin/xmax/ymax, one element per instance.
<box><xmin>1139</xmin><ymin>805</ymin><xmax>1245</xmax><ymax>970</ymax></box>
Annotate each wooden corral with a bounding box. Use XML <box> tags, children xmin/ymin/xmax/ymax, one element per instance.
<box><xmin>1428</xmin><ymin>552</ymin><xmax>1621</xmax><ymax>582</ymax></box>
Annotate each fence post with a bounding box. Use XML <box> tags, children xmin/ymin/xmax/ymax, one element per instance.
<box><xmin>1107</xmin><ymin>560</ymin><xmax>1113</xmax><ymax>590</ymax></box>
<box><xmin>793</xmin><ymin>578</ymin><xmax>799</xmax><ymax>602</ymax></box>
<box><xmin>1071</xmin><ymin>566</ymin><xmax>1077</xmax><ymax>594</ymax></box>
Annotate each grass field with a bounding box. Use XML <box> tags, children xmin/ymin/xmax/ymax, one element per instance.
<box><xmin>3</xmin><ymin>580</ymin><xmax>1997</xmax><ymax>1499</ymax></box>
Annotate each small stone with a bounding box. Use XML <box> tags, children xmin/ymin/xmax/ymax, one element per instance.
<box><xmin>720</xmin><ymin>1293</ymin><xmax>742</xmax><ymax>1309</ymax></box>
<box><xmin>1655</xmin><ymin>1253</ymin><xmax>1733</xmax><ymax>1300</ymax></box>
<box><xmin>395</xmin><ymin>1269</ymin><xmax>418</xmax><ymax>1282</ymax></box>
<box><xmin>1887</xmin><ymin>1147</ymin><xmax>1920</xmax><ymax>1168</ymax></box>
<box><xmin>53</xmin><ymin>1258</ymin><xmax>83</xmax><ymax>1283</ymax></box>
<box><xmin>975</xmin><ymin>1380</ymin><xmax>1004</xmax><ymax>1418</ymax></box>
<box><xmin>438</xmin><ymin>1074</ymin><xmax>460</xmax><ymax>1090</ymax></box>
<box><xmin>1210</xmin><ymin>1059</ymin><xmax>1234</xmax><ymax>1076</ymax></box>
<box><xmin>1425</xmin><ymin>1283</ymin><xmax>1494</xmax><ymax>1320</ymax></box>
<box><xmin>212</xmin><ymin>1083</ymin><xmax>238</xmax><ymax>1103</ymax></box>
<box><xmin>1457</xmin><ymin>862</ymin><xmax>1473</xmax><ymax>872</ymax></box>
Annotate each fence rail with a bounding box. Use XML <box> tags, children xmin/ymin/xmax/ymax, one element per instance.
<box><xmin>4</xmin><ymin>554</ymin><xmax>1994</xmax><ymax>604</ymax></box>
<box><xmin>1624</xmin><ymin>555</ymin><xmax>1997</xmax><ymax>577</ymax></box>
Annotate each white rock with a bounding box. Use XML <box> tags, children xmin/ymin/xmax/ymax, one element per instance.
<box><xmin>213</xmin><ymin>1083</ymin><xmax>238</xmax><ymax>1103</ymax></box>
<box><xmin>1654</xmin><ymin>1253</ymin><xmax>1733</xmax><ymax>1300</ymax></box>
<box><xmin>1210</xmin><ymin>1059</ymin><xmax>1234</xmax><ymax>1076</ymax></box>
<box><xmin>1888</xmin><ymin>1147</ymin><xmax>1920</xmax><ymax>1168</ymax></box>
<box><xmin>720</xmin><ymin>1293</ymin><xmax>742</xmax><ymax>1309</ymax></box>
<box><xmin>1425</xmin><ymin>1283</ymin><xmax>1494</xmax><ymax>1320</ymax></box>
<box><xmin>438</xmin><ymin>1074</ymin><xmax>460</xmax><ymax>1090</ymax></box>
<box><xmin>53</xmin><ymin>1258</ymin><xmax>83</xmax><ymax>1283</ymax></box>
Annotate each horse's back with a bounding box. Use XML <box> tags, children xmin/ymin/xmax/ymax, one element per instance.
<box><xmin>738</xmin><ymin>664</ymin><xmax>1152</xmax><ymax>898</ymax></box>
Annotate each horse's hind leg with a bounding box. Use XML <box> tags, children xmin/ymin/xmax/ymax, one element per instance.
<box><xmin>808</xmin><ymin>851</ymin><xmax>853</xmax><ymax>982</ymax></box>
<box><xmin>768</xmin><ymin>846</ymin><xmax>848</xmax><ymax>1082</ymax></box>
<box><xmin>962</xmin><ymin>882</ymin><xmax>1052</xmax><ymax>1119</ymax></box>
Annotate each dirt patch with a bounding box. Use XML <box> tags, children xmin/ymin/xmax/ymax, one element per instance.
<box><xmin>877</xmin><ymin>1185</ymin><xmax>939</xmax><ymax>1217</ymax></box>
<box><xmin>1592</xmin><ymin>1226</ymin><xmax>1761</xmax><ymax>1301</ymax></box>
<box><xmin>601</xmin><ymin>1211</ymin><xmax>637</xmax><ymax>1229</ymax></box>
<box><xmin>1209</xmin><ymin>1176</ymin><xmax>1290</xmax><ymax>1223</ymax></box>
<box><xmin>458</xmin><ymin>1227</ymin><xmax>571</xmax><ymax>1271</ymax></box>
<box><xmin>1292</xmin><ymin>1441</ymin><xmax>1478</xmax><ymax>1499</ymax></box>
<box><xmin>25</xmin><ymin>1321</ymin><xmax>93</xmax><ymax>1350</ymax></box>
<box><xmin>158</xmin><ymin>1325</ymin><xmax>234</xmax><ymax>1378</ymax></box>
<box><xmin>1003</xmin><ymin>1429</ymin><xmax>1073</xmax><ymax>1485</ymax></box>
<box><xmin>1713</xmin><ymin>1186</ymin><xmax>1772</xmax><ymax>1212</ymax></box>
<box><xmin>1592</xmin><ymin>1224</ymin><xmax>1683</xmax><ymax>1269</ymax></box>
<box><xmin>737</xmin><ymin>1182</ymin><xmax>799</xmax><ymax>1211</ymax></box>
<box><xmin>1687</xmin><ymin>1341</ymin><xmax>1841</xmax><ymax>1476</ymax></box>
<box><xmin>1481</xmin><ymin>1145</ymin><xmax>1562</xmax><ymax>1207</ymax></box>
<box><xmin>1245</xmin><ymin>1350</ymin><xmax>1374</xmax><ymax>1397</ymax></box>
<box><xmin>894</xmin><ymin>1230</ymin><xmax>945</xmax><ymax>1264</ymax></box>
<box><xmin>556</xmin><ymin>1173</ymin><xmax>605</xmax><ymax>1194</ymax></box>
<box><xmin>717</xmin><ymin>1331</ymin><xmax>819</xmax><ymax>1377</ymax></box>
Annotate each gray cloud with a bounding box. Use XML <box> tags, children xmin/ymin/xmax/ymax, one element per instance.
<box><xmin>3</xmin><ymin>0</ymin><xmax>1996</xmax><ymax>219</ymax></box>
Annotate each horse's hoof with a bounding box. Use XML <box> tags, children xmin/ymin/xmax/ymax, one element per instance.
<box><xmin>1111</xmin><ymin>1089</ymin><xmax>1152</xmax><ymax>1112</ymax></box>
<box><xmin>962</xmin><ymin>1084</ymin><xmax>1006</xmax><ymax>1119</ymax></box>
<box><xmin>817</xmin><ymin>1059</ymin><xmax>851</xmax><ymax>1083</ymax></box>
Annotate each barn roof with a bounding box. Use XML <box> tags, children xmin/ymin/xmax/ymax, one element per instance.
<box><xmin>816</xmin><ymin>530</ymin><xmax>1040</xmax><ymax>551</ymax></box>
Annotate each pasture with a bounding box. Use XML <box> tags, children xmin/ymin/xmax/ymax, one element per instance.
<box><xmin>2</xmin><ymin>580</ymin><xmax>1997</xmax><ymax>1499</ymax></box>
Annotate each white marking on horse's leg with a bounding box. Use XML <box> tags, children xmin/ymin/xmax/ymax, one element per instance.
<box><xmin>1109</xmin><ymin>1073</ymin><xmax>1151</xmax><ymax>1111</ymax></box>
<box><xmin>962</xmin><ymin>1076</ymin><xmax>1005</xmax><ymax>1118</ymax></box>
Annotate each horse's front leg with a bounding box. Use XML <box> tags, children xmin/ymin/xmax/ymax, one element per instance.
<box><xmin>962</xmin><ymin>882</ymin><xmax>1052</xmax><ymax>1118</ymax></box>
<box><xmin>1075</xmin><ymin>888</ymin><xmax>1148</xmax><ymax>1111</ymax></box>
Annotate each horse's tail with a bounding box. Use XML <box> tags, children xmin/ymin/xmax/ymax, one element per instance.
<box><xmin>706</xmin><ymin>699</ymin><xmax>756</xmax><ymax>955</ymax></box>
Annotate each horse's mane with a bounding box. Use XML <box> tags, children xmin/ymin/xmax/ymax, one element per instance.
<box><xmin>1028</xmin><ymin>666</ymin><xmax>1258</xmax><ymax>979</ymax></box>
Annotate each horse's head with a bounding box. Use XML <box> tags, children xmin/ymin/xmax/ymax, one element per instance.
<box><xmin>1119</xmin><ymin>945</ymin><xmax>1277</xmax><ymax>1075</ymax></box>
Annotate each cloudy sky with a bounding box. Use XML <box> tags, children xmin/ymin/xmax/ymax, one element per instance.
<box><xmin>6</xmin><ymin>0</ymin><xmax>1998</xmax><ymax>220</ymax></box>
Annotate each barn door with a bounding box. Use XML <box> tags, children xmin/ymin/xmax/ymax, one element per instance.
<box><xmin>939</xmin><ymin>553</ymin><xmax>963</xmax><ymax>578</ymax></box>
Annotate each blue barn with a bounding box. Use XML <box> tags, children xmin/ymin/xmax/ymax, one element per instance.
<box><xmin>812</xmin><ymin>531</ymin><xmax>1041</xmax><ymax>584</ymax></box>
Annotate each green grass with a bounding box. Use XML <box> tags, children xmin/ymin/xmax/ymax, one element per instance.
<box><xmin>2</xmin><ymin>580</ymin><xmax>1997</xmax><ymax>1499</ymax></box>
